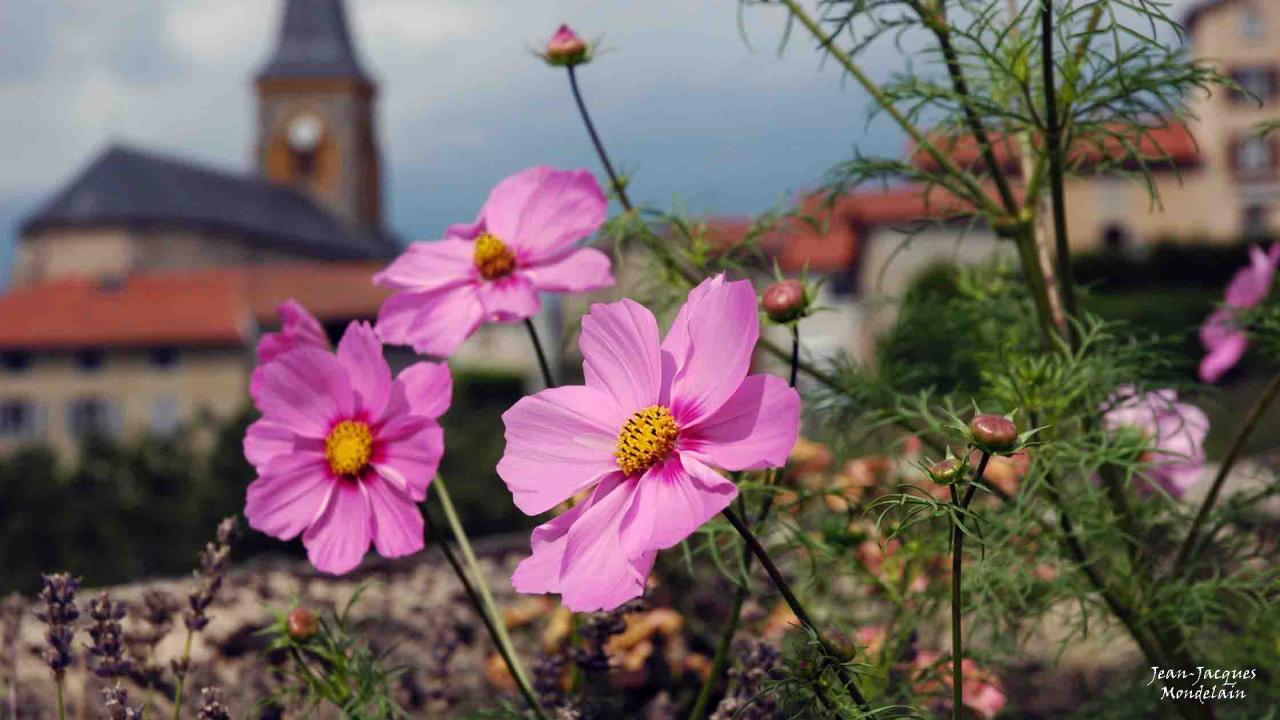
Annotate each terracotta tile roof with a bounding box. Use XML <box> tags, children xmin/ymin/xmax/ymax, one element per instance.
<box><xmin>910</xmin><ymin>122</ymin><xmax>1200</xmax><ymax>173</ymax></box>
<box><xmin>0</xmin><ymin>262</ymin><xmax>391</xmax><ymax>350</ymax></box>
<box><xmin>705</xmin><ymin>185</ymin><xmax>983</xmax><ymax>273</ymax></box>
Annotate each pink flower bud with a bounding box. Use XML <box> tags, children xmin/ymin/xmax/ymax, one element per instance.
<box><xmin>544</xmin><ymin>24</ymin><xmax>589</xmax><ymax>67</ymax></box>
<box><xmin>287</xmin><ymin>606</ymin><xmax>318</xmax><ymax>642</ymax></box>
<box><xmin>761</xmin><ymin>279</ymin><xmax>809</xmax><ymax>323</ymax></box>
<box><xmin>970</xmin><ymin>414</ymin><xmax>1017</xmax><ymax>451</ymax></box>
<box><xmin>930</xmin><ymin>458</ymin><xmax>962</xmax><ymax>483</ymax></box>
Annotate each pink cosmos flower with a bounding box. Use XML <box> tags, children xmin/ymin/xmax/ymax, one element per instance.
<box><xmin>251</xmin><ymin>300</ymin><xmax>330</xmax><ymax>405</ymax></box>
<box><xmin>1103</xmin><ymin>386</ymin><xmax>1209</xmax><ymax>498</ymax></box>
<box><xmin>1199</xmin><ymin>244</ymin><xmax>1280</xmax><ymax>383</ymax></box>
<box><xmin>499</xmin><ymin>276</ymin><xmax>801</xmax><ymax>611</ymax></box>
<box><xmin>374</xmin><ymin>166</ymin><xmax>613</xmax><ymax>358</ymax></box>
<box><xmin>244</xmin><ymin>319</ymin><xmax>452</xmax><ymax>575</ymax></box>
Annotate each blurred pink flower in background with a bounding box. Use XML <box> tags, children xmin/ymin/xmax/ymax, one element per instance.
<box><xmin>1103</xmin><ymin>386</ymin><xmax>1209</xmax><ymax>498</ymax></box>
<box><xmin>244</xmin><ymin>318</ymin><xmax>452</xmax><ymax>574</ymax></box>
<box><xmin>499</xmin><ymin>275</ymin><xmax>800</xmax><ymax>611</ymax></box>
<box><xmin>912</xmin><ymin>651</ymin><xmax>1007</xmax><ymax>720</ymax></box>
<box><xmin>375</xmin><ymin>166</ymin><xmax>613</xmax><ymax>358</ymax></box>
<box><xmin>1199</xmin><ymin>244</ymin><xmax>1280</xmax><ymax>383</ymax></box>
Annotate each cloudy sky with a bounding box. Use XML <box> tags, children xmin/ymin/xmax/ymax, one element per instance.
<box><xmin>0</xmin><ymin>0</ymin><xmax>1202</xmax><ymax>284</ymax></box>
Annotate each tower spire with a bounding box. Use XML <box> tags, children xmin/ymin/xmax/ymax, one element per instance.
<box><xmin>258</xmin><ymin>0</ymin><xmax>369</xmax><ymax>82</ymax></box>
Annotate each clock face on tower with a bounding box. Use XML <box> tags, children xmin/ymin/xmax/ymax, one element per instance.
<box><xmin>286</xmin><ymin>113</ymin><xmax>324</xmax><ymax>153</ymax></box>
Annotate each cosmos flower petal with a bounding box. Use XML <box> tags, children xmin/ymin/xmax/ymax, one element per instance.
<box><xmin>475</xmin><ymin>274</ymin><xmax>541</xmax><ymax>322</ymax></box>
<box><xmin>256</xmin><ymin>299</ymin><xmax>328</xmax><ymax>364</ymax></box>
<box><xmin>375</xmin><ymin>284</ymin><xmax>485</xmax><ymax>358</ymax></box>
<box><xmin>580</xmin><ymin>299</ymin><xmax>662</xmax><ymax>413</ymax></box>
<box><xmin>372</xmin><ymin>239</ymin><xmax>477</xmax><ymax>293</ymax></box>
<box><xmin>524</xmin><ymin>248</ymin><xmax>615</xmax><ymax>293</ymax></box>
<box><xmin>254</xmin><ymin>346</ymin><xmax>354</xmax><ymax>437</ymax></box>
<box><xmin>1103</xmin><ymin>387</ymin><xmax>1210</xmax><ymax>499</ymax></box>
<box><xmin>371</xmin><ymin>422</ymin><xmax>442</xmax><ymax>502</ymax></box>
<box><xmin>667</xmin><ymin>277</ymin><xmax>760</xmax><ymax>424</ymax></box>
<box><xmin>245</xmin><ymin>452</ymin><xmax>333</xmax><ymax>541</ymax></box>
<box><xmin>621</xmin><ymin>454</ymin><xmax>737</xmax><ymax>553</ymax></box>
<box><xmin>558</xmin><ymin>476</ymin><xmax>647</xmax><ymax>612</ymax></box>
<box><xmin>511</xmin><ymin>497</ymin><xmax>592</xmax><ymax>596</ymax></box>
<box><xmin>243</xmin><ymin>418</ymin><xmax>300</xmax><ymax>471</ymax></box>
<box><xmin>303</xmin><ymin>481</ymin><xmax>373</xmax><ymax>575</ymax></box>
<box><xmin>1199</xmin><ymin>332</ymin><xmax>1249</xmax><ymax>384</ymax></box>
<box><xmin>681</xmin><ymin>373</ymin><xmax>801</xmax><ymax>470</ymax></box>
<box><xmin>482</xmin><ymin>166</ymin><xmax>607</xmax><ymax>263</ymax></box>
<box><xmin>397</xmin><ymin>361</ymin><xmax>453</xmax><ymax>420</ymax></box>
<box><xmin>498</xmin><ymin>386</ymin><xmax>625</xmax><ymax>514</ymax></box>
<box><xmin>1225</xmin><ymin>244</ymin><xmax>1278</xmax><ymax>308</ymax></box>
<box><xmin>336</xmin><ymin>322</ymin><xmax>393</xmax><ymax>418</ymax></box>
<box><xmin>365</xmin><ymin>476</ymin><xmax>426</xmax><ymax>559</ymax></box>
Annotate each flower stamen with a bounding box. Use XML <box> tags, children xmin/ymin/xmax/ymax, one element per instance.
<box><xmin>325</xmin><ymin>420</ymin><xmax>374</xmax><ymax>476</ymax></box>
<box><xmin>473</xmin><ymin>233</ymin><xmax>517</xmax><ymax>280</ymax></box>
<box><xmin>615</xmin><ymin>405</ymin><xmax>679</xmax><ymax>476</ymax></box>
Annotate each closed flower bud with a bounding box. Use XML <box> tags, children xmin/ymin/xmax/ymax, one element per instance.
<box><xmin>822</xmin><ymin>629</ymin><xmax>857</xmax><ymax>663</ymax></box>
<box><xmin>286</xmin><ymin>607</ymin><xmax>318</xmax><ymax>642</ymax></box>
<box><xmin>761</xmin><ymin>280</ymin><xmax>809</xmax><ymax>323</ymax></box>
<box><xmin>929</xmin><ymin>459</ymin><xmax>962</xmax><ymax>483</ymax></box>
<box><xmin>543</xmin><ymin>24</ymin><xmax>589</xmax><ymax>67</ymax></box>
<box><xmin>970</xmin><ymin>414</ymin><xmax>1017</xmax><ymax>451</ymax></box>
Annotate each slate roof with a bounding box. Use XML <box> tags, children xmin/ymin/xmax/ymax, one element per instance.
<box><xmin>20</xmin><ymin>145</ymin><xmax>398</xmax><ymax>260</ymax></box>
<box><xmin>258</xmin><ymin>0</ymin><xmax>369</xmax><ymax>82</ymax></box>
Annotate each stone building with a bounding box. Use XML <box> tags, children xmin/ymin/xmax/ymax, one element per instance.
<box><xmin>0</xmin><ymin>0</ymin><xmax>479</xmax><ymax>458</ymax></box>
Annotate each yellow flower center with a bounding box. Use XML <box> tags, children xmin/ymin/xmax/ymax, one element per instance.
<box><xmin>325</xmin><ymin>420</ymin><xmax>373</xmax><ymax>476</ymax></box>
<box><xmin>615</xmin><ymin>405</ymin><xmax>680</xmax><ymax>476</ymax></box>
<box><xmin>473</xmin><ymin>233</ymin><xmax>517</xmax><ymax>280</ymax></box>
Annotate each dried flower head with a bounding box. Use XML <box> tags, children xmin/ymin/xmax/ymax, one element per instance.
<box><xmin>710</xmin><ymin>639</ymin><xmax>781</xmax><ymax>720</ymax></box>
<box><xmin>102</xmin><ymin>683</ymin><xmax>141</xmax><ymax>720</ymax></box>
<box><xmin>35</xmin><ymin>573</ymin><xmax>79</xmax><ymax>681</ymax></box>
<box><xmin>185</xmin><ymin>517</ymin><xmax>238</xmax><ymax>632</ymax></box>
<box><xmin>87</xmin><ymin>592</ymin><xmax>131</xmax><ymax>680</ymax></box>
<box><xmin>197</xmin><ymin>687</ymin><xmax>232</xmax><ymax>720</ymax></box>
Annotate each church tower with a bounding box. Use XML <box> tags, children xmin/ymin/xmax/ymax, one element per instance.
<box><xmin>255</xmin><ymin>0</ymin><xmax>382</xmax><ymax>232</ymax></box>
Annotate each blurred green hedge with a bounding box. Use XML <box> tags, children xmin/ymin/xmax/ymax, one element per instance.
<box><xmin>0</xmin><ymin>369</ymin><xmax>533</xmax><ymax>594</ymax></box>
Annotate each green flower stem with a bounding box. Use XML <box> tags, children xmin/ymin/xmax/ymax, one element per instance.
<box><xmin>55</xmin><ymin>682</ymin><xmax>64</xmax><ymax>720</ymax></box>
<box><xmin>171</xmin><ymin>629</ymin><xmax>194</xmax><ymax>720</ymax></box>
<box><xmin>721</xmin><ymin>506</ymin><xmax>869</xmax><ymax>709</ymax></box>
<box><xmin>1172</xmin><ymin>371</ymin><xmax>1280</xmax><ymax>575</ymax></box>
<box><xmin>948</xmin><ymin>452</ymin><xmax>990</xmax><ymax>720</ymax></box>
<box><xmin>689</xmin><ymin>326</ymin><xmax>801</xmax><ymax>720</ymax></box>
<box><xmin>1038</xmin><ymin>0</ymin><xmax>1078</xmax><ymax>335</ymax></box>
<box><xmin>432</xmin><ymin>477</ymin><xmax>549</xmax><ymax>720</ymax></box>
<box><xmin>427</xmin><ymin>499</ymin><xmax>547</xmax><ymax>717</ymax></box>
<box><xmin>567</xmin><ymin>66</ymin><xmax>633</xmax><ymax>212</ymax></box>
<box><xmin>523</xmin><ymin>319</ymin><xmax>557</xmax><ymax>389</ymax></box>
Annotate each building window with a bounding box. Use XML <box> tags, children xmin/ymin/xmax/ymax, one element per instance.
<box><xmin>66</xmin><ymin>397</ymin><xmax>120</xmax><ymax>438</ymax></box>
<box><xmin>149</xmin><ymin>346</ymin><xmax>180</xmax><ymax>369</ymax></box>
<box><xmin>1234</xmin><ymin>135</ymin><xmax>1277</xmax><ymax>178</ymax></box>
<box><xmin>149</xmin><ymin>397</ymin><xmax>182</xmax><ymax>437</ymax></box>
<box><xmin>0</xmin><ymin>399</ymin><xmax>37</xmax><ymax>440</ymax></box>
<box><xmin>1230</xmin><ymin>67</ymin><xmax>1277</xmax><ymax>105</ymax></box>
<box><xmin>76</xmin><ymin>348</ymin><xmax>105</xmax><ymax>373</ymax></box>
<box><xmin>1242</xmin><ymin>5</ymin><xmax>1264</xmax><ymax>42</ymax></box>
<box><xmin>1</xmin><ymin>350</ymin><xmax>31</xmax><ymax>373</ymax></box>
<box><xmin>1102</xmin><ymin>224</ymin><xmax>1131</xmax><ymax>252</ymax></box>
<box><xmin>1244</xmin><ymin>205</ymin><xmax>1273</xmax><ymax>240</ymax></box>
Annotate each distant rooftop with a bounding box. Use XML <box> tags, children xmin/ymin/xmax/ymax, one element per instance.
<box><xmin>0</xmin><ymin>262</ymin><xmax>391</xmax><ymax>350</ymax></box>
<box><xmin>257</xmin><ymin>0</ymin><xmax>370</xmax><ymax>82</ymax></box>
<box><xmin>21</xmin><ymin>145</ymin><xmax>398</xmax><ymax>260</ymax></box>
